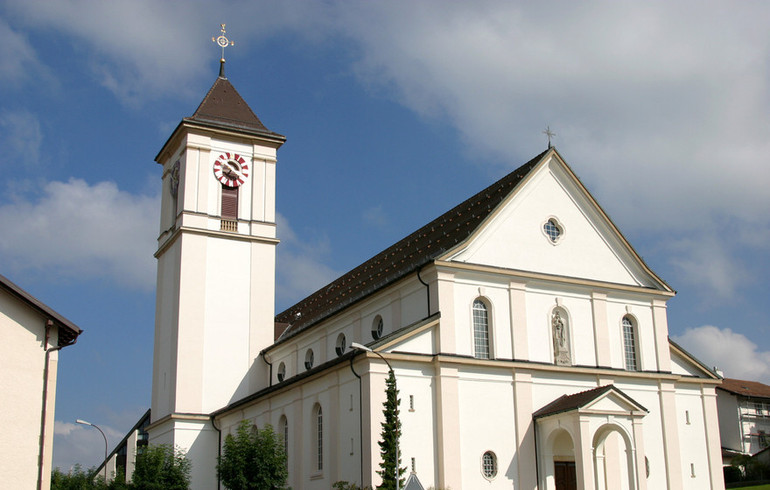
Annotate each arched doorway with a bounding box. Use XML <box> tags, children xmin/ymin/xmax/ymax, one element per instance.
<box><xmin>593</xmin><ymin>424</ymin><xmax>636</xmax><ymax>490</ymax></box>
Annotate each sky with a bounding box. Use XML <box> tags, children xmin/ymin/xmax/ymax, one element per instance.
<box><xmin>0</xmin><ymin>0</ymin><xmax>768</xmax><ymax>472</ymax></box>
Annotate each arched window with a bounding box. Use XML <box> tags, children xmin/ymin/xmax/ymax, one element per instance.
<box><xmin>278</xmin><ymin>415</ymin><xmax>288</xmax><ymax>465</ymax></box>
<box><xmin>622</xmin><ymin>316</ymin><xmax>639</xmax><ymax>371</ymax></box>
<box><xmin>305</xmin><ymin>349</ymin><xmax>314</xmax><ymax>371</ymax></box>
<box><xmin>472</xmin><ymin>299</ymin><xmax>490</xmax><ymax>359</ymax></box>
<box><xmin>277</xmin><ymin>362</ymin><xmax>286</xmax><ymax>382</ymax></box>
<box><xmin>335</xmin><ymin>333</ymin><xmax>347</xmax><ymax>357</ymax></box>
<box><xmin>372</xmin><ymin>315</ymin><xmax>384</xmax><ymax>340</ymax></box>
<box><xmin>314</xmin><ymin>404</ymin><xmax>323</xmax><ymax>471</ymax></box>
<box><xmin>482</xmin><ymin>451</ymin><xmax>497</xmax><ymax>479</ymax></box>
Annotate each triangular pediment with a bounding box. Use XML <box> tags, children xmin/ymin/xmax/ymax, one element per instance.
<box><xmin>534</xmin><ymin>385</ymin><xmax>647</xmax><ymax>420</ymax></box>
<box><xmin>445</xmin><ymin>150</ymin><xmax>671</xmax><ymax>291</ymax></box>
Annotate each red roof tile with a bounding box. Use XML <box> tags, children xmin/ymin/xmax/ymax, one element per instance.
<box><xmin>719</xmin><ymin>378</ymin><xmax>770</xmax><ymax>399</ymax></box>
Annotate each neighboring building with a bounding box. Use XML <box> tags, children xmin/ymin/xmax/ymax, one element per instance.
<box><xmin>718</xmin><ymin>378</ymin><xmax>770</xmax><ymax>460</ymax></box>
<box><xmin>0</xmin><ymin>273</ymin><xmax>82</xmax><ymax>490</ymax></box>
<box><xmin>107</xmin><ymin>60</ymin><xmax>727</xmax><ymax>489</ymax></box>
<box><xmin>93</xmin><ymin>409</ymin><xmax>150</xmax><ymax>483</ymax></box>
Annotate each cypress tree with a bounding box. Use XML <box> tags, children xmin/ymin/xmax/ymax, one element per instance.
<box><xmin>377</xmin><ymin>370</ymin><xmax>405</xmax><ymax>490</ymax></box>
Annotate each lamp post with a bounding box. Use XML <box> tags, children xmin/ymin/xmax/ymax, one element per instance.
<box><xmin>351</xmin><ymin>342</ymin><xmax>400</xmax><ymax>490</ymax></box>
<box><xmin>76</xmin><ymin>419</ymin><xmax>108</xmax><ymax>483</ymax></box>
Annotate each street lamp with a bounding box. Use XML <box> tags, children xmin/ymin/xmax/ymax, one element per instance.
<box><xmin>76</xmin><ymin>419</ymin><xmax>108</xmax><ymax>483</ymax></box>
<box><xmin>350</xmin><ymin>342</ymin><xmax>400</xmax><ymax>490</ymax></box>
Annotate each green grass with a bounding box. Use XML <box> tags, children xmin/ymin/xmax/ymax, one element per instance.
<box><xmin>730</xmin><ymin>485</ymin><xmax>770</xmax><ymax>490</ymax></box>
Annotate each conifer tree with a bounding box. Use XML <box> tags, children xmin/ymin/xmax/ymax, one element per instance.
<box><xmin>377</xmin><ymin>370</ymin><xmax>405</xmax><ymax>490</ymax></box>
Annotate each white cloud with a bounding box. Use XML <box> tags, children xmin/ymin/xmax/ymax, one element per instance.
<box><xmin>0</xmin><ymin>179</ymin><xmax>158</xmax><ymax>290</ymax></box>
<box><xmin>53</xmin><ymin>420</ymin><xmax>125</xmax><ymax>472</ymax></box>
<box><xmin>0</xmin><ymin>110</ymin><xmax>42</xmax><ymax>164</ymax></box>
<box><xmin>326</xmin><ymin>2</ymin><xmax>770</xmax><ymax>232</ymax></box>
<box><xmin>0</xmin><ymin>18</ymin><xmax>45</xmax><ymax>85</ymax></box>
<box><xmin>276</xmin><ymin>213</ymin><xmax>340</xmax><ymax>309</ymax></box>
<box><xmin>666</xmin><ymin>232</ymin><xmax>752</xmax><ymax>302</ymax></box>
<box><xmin>673</xmin><ymin>325</ymin><xmax>770</xmax><ymax>384</ymax></box>
<box><xmin>4</xmin><ymin>1</ymin><xmax>331</xmax><ymax>105</ymax></box>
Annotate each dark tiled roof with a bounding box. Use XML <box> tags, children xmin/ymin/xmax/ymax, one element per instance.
<box><xmin>533</xmin><ymin>384</ymin><xmax>647</xmax><ymax>419</ymax></box>
<box><xmin>533</xmin><ymin>385</ymin><xmax>615</xmax><ymax>419</ymax></box>
<box><xmin>187</xmin><ymin>76</ymin><xmax>285</xmax><ymax>139</ymax></box>
<box><xmin>0</xmin><ymin>273</ymin><xmax>82</xmax><ymax>347</ymax></box>
<box><xmin>273</xmin><ymin>149</ymin><xmax>550</xmax><ymax>342</ymax></box>
<box><xmin>719</xmin><ymin>378</ymin><xmax>770</xmax><ymax>399</ymax></box>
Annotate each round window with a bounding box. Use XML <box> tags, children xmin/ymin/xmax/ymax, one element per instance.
<box><xmin>277</xmin><ymin>362</ymin><xmax>286</xmax><ymax>382</ymax></box>
<box><xmin>335</xmin><ymin>333</ymin><xmax>347</xmax><ymax>357</ymax></box>
<box><xmin>304</xmin><ymin>349</ymin><xmax>314</xmax><ymax>370</ymax></box>
<box><xmin>372</xmin><ymin>315</ymin><xmax>384</xmax><ymax>340</ymax></box>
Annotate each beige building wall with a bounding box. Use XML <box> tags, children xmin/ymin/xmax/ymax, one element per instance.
<box><xmin>0</xmin><ymin>281</ymin><xmax>79</xmax><ymax>490</ymax></box>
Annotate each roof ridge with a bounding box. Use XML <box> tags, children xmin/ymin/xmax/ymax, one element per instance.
<box><xmin>273</xmin><ymin>149</ymin><xmax>550</xmax><ymax>342</ymax></box>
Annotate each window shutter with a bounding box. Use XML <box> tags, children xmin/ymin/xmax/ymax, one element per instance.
<box><xmin>221</xmin><ymin>186</ymin><xmax>238</xmax><ymax>220</ymax></box>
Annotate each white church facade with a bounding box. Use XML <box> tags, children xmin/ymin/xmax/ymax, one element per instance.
<box><xmin>142</xmin><ymin>63</ymin><xmax>725</xmax><ymax>490</ymax></box>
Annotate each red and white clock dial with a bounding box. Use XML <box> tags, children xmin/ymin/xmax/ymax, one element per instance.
<box><xmin>213</xmin><ymin>153</ymin><xmax>249</xmax><ymax>187</ymax></box>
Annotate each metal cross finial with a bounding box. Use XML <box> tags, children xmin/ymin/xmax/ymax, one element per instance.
<box><xmin>212</xmin><ymin>23</ymin><xmax>234</xmax><ymax>61</ymax></box>
<box><xmin>543</xmin><ymin>126</ymin><xmax>556</xmax><ymax>149</ymax></box>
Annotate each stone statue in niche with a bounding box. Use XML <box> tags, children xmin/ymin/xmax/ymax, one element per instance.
<box><xmin>552</xmin><ymin>310</ymin><xmax>571</xmax><ymax>365</ymax></box>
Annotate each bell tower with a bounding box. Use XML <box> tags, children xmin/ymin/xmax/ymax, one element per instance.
<box><xmin>147</xmin><ymin>53</ymin><xmax>285</xmax><ymax>488</ymax></box>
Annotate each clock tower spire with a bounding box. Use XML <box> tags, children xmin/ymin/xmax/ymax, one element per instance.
<box><xmin>148</xmin><ymin>49</ymin><xmax>285</xmax><ymax>488</ymax></box>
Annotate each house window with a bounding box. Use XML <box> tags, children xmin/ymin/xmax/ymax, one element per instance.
<box><xmin>315</xmin><ymin>405</ymin><xmax>323</xmax><ymax>471</ymax></box>
<box><xmin>305</xmin><ymin>349</ymin><xmax>314</xmax><ymax>371</ymax></box>
<box><xmin>372</xmin><ymin>315</ymin><xmax>384</xmax><ymax>340</ymax></box>
<box><xmin>335</xmin><ymin>333</ymin><xmax>347</xmax><ymax>357</ymax></box>
<box><xmin>622</xmin><ymin>316</ymin><xmax>639</xmax><ymax>371</ymax></box>
<box><xmin>277</xmin><ymin>362</ymin><xmax>286</xmax><ymax>382</ymax></box>
<box><xmin>472</xmin><ymin>299</ymin><xmax>490</xmax><ymax>359</ymax></box>
<box><xmin>482</xmin><ymin>451</ymin><xmax>497</xmax><ymax>479</ymax></box>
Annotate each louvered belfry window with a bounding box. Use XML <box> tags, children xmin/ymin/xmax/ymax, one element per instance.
<box><xmin>221</xmin><ymin>185</ymin><xmax>238</xmax><ymax>220</ymax></box>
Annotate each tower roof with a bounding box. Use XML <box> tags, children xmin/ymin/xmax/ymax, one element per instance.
<box><xmin>186</xmin><ymin>75</ymin><xmax>283</xmax><ymax>138</ymax></box>
<box><xmin>155</xmin><ymin>73</ymin><xmax>285</xmax><ymax>163</ymax></box>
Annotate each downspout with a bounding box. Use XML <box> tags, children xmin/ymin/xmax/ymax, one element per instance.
<box><xmin>416</xmin><ymin>264</ymin><xmax>431</xmax><ymax>317</ymax></box>
<box><xmin>211</xmin><ymin>415</ymin><xmax>222</xmax><ymax>490</ymax></box>
<box><xmin>38</xmin><ymin>320</ymin><xmax>77</xmax><ymax>490</ymax></box>
<box><xmin>261</xmin><ymin>352</ymin><xmax>273</xmax><ymax>387</ymax></box>
<box><xmin>533</xmin><ymin>419</ymin><xmax>540</xmax><ymax>488</ymax></box>
<box><xmin>349</xmin><ymin>356</ymin><xmax>364</xmax><ymax>487</ymax></box>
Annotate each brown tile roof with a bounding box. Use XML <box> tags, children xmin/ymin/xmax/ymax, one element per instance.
<box><xmin>187</xmin><ymin>76</ymin><xmax>285</xmax><ymax>140</ymax></box>
<box><xmin>272</xmin><ymin>149</ymin><xmax>550</xmax><ymax>344</ymax></box>
<box><xmin>0</xmin><ymin>273</ymin><xmax>82</xmax><ymax>347</ymax></box>
<box><xmin>533</xmin><ymin>384</ymin><xmax>646</xmax><ymax>419</ymax></box>
<box><xmin>719</xmin><ymin>378</ymin><xmax>770</xmax><ymax>399</ymax></box>
<box><xmin>533</xmin><ymin>385</ymin><xmax>614</xmax><ymax>418</ymax></box>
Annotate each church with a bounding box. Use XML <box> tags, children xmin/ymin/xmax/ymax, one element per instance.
<box><xmin>138</xmin><ymin>57</ymin><xmax>725</xmax><ymax>490</ymax></box>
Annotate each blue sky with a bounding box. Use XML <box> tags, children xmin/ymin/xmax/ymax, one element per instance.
<box><xmin>1</xmin><ymin>1</ymin><xmax>768</xmax><ymax>471</ymax></box>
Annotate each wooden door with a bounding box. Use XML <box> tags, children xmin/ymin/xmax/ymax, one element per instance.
<box><xmin>554</xmin><ymin>461</ymin><xmax>577</xmax><ymax>490</ymax></box>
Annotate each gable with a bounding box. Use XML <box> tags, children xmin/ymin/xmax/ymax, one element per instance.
<box><xmin>586</xmin><ymin>391</ymin><xmax>646</xmax><ymax>414</ymax></box>
<box><xmin>446</xmin><ymin>153</ymin><xmax>669</xmax><ymax>290</ymax></box>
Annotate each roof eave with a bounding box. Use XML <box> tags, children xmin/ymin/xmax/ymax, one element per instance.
<box><xmin>155</xmin><ymin>119</ymin><xmax>286</xmax><ymax>164</ymax></box>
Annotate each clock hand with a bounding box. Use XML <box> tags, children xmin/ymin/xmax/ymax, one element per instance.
<box><xmin>225</xmin><ymin>162</ymin><xmax>245</xmax><ymax>180</ymax></box>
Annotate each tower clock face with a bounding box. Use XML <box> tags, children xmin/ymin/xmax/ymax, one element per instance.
<box><xmin>213</xmin><ymin>153</ymin><xmax>249</xmax><ymax>187</ymax></box>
